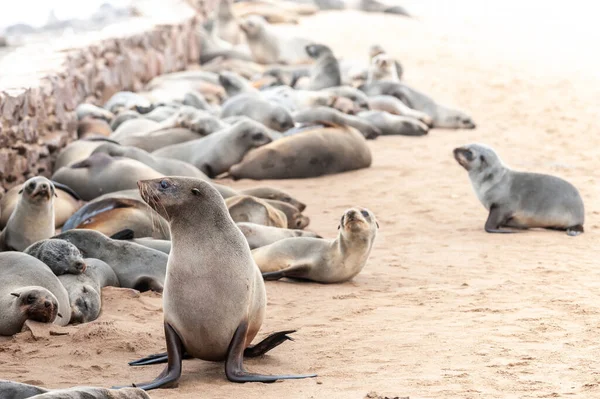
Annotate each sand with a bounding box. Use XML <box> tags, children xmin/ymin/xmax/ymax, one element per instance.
<box><xmin>2</xmin><ymin>3</ymin><xmax>600</xmax><ymax>398</ymax></box>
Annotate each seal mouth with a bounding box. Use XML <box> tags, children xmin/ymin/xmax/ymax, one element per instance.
<box><xmin>32</xmin><ymin>187</ymin><xmax>51</xmax><ymax>200</ymax></box>
<box><xmin>453</xmin><ymin>147</ymin><xmax>473</xmax><ymax>170</ymax></box>
<box><xmin>26</xmin><ymin>299</ymin><xmax>59</xmax><ymax>323</ymax></box>
<box><xmin>74</xmin><ymin>260</ymin><xmax>87</xmax><ymax>273</ymax></box>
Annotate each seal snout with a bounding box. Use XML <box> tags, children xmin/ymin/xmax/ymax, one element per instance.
<box><xmin>453</xmin><ymin>147</ymin><xmax>474</xmax><ymax>170</ymax></box>
<box><xmin>74</xmin><ymin>260</ymin><xmax>87</xmax><ymax>273</ymax></box>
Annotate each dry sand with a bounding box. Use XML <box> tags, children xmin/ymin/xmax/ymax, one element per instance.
<box><xmin>2</xmin><ymin>3</ymin><xmax>600</xmax><ymax>398</ymax></box>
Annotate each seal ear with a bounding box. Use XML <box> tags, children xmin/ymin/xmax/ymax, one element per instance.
<box><xmin>18</xmin><ymin>188</ymin><xmax>23</xmax><ymax>194</ymax></box>
<box><xmin>192</xmin><ymin>188</ymin><xmax>201</xmax><ymax>196</ymax></box>
<box><xmin>376</xmin><ymin>221</ymin><xmax>380</xmax><ymax>229</ymax></box>
<box><xmin>10</xmin><ymin>292</ymin><xmax>20</xmax><ymax>298</ymax></box>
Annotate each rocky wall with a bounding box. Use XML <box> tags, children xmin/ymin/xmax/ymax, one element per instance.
<box><xmin>0</xmin><ymin>1</ymin><xmax>210</xmax><ymax>194</ymax></box>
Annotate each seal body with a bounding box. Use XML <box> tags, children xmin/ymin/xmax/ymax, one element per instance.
<box><xmin>240</xmin><ymin>187</ymin><xmax>306</xmax><ymax>212</ymax></box>
<box><xmin>24</xmin><ymin>239</ymin><xmax>86</xmax><ymax>276</ymax></box>
<box><xmin>254</xmin><ymin>207</ymin><xmax>378</xmax><ymax>283</ymax></box>
<box><xmin>305</xmin><ymin>44</ymin><xmax>341</xmax><ymax>90</ymax></box>
<box><xmin>0</xmin><ymin>177</ymin><xmax>56</xmax><ymax>252</ymax></box>
<box><xmin>220</xmin><ymin>93</ymin><xmax>294</xmax><ymax>132</ymax></box>
<box><xmin>226</xmin><ymin>195</ymin><xmax>288</xmax><ymax>228</ymax></box>
<box><xmin>453</xmin><ymin>143</ymin><xmax>585</xmax><ymax>235</ymax></box>
<box><xmin>237</xmin><ymin>222</ymin><xmax>321</xmax><ymax>250</ymax></box>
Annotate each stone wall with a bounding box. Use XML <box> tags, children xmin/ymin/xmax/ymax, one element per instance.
<box><xmin>0</xmin><ymin>0</ymin><xmax>211</xmax><ymax>194</ymax></box>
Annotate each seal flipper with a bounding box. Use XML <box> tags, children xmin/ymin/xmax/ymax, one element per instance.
<box><xmin>129</xmin><ymin>351</ymin><xmax>193</xmax><ymax>367</ymax></box>
<box><xmin>114</xmin><ymin>322</ymin><xmax>184</xmax><ymax>391</ymax></box>
<box><xmin>244</xmin><ymin>330</ymin><xmax>296</xmax><ymax>358</ymax></box>
<box><xmin>51</xmin><ymin>181</ymin><xmax>82</xmax><ymax>200</ymax></box>
<box><xmin>484</xmin><ymin>204</ymin><xmax>516</xmax><ymax>234</ymax></box>
<box><xmin>262</xmin><ymin>265</ymin><xmax>312</xmax><ymax>281</ymax></box>
<box><xmin>566</xmin><ymin>224</ymin><xmax>584</xmax><ymax>236</ymax></box>
<box><xmin>225</xmin><ymin>320</ymin><xmax>316</xmax><ymax>383</ymax></box>
<box><xmin>110</xmin><ymin>229</ymin><xmax>135</xmax><ymax>240</ymax></box>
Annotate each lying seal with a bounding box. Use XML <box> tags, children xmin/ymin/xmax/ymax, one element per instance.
<box><xmin>264</xmin><ymin>199</ymin><xmax>310</xmax><ymax>229</ymax></box>
<box><xmin>304</xmin><ymin>43</ymin><xmax>341</xmax><ymax>90</ymax></box>
<box><xmin>225</xmin><ymin>195</ymin><xmax>288</xmax><ymax>228</ymax></box>
<box><xmin>0</xmin><ymin>252</ymin><xmax>70</xmax><ymax>335</ymax></box>
<box><xmin>0</xmin><ymin>177</ymin><xmax>56</xmax><ymax>252</ymax></box>
<box><xmin>293</xmin><ymin>107</ymin><xmax>381</xmax><ymax>139</ymax></box>
<box><xmin>54</xmin><ymin>137</ymin><xmax>122</xmax><ymax>171</ymax></box>
<box><xmin>254</xmin><ymin>207</ymin><xmax>378</xmax><ymax>283</ymax></box>
<box><xmin>358</xmin><ymin>110</ymin><xmax>429</xmax><ymax>136</ymax></box>
<box><xmin>55</xmin><ymin>229</ymin><xmax>167</xmax><ymax>292</ymax></box>
<box><xmin>229</xmin><ymin>125</ymin><xmax>372</xmax><ymax>180</ymax></box>
<box><xmin>367</xmin><ymin>95</ymin><xmax>432</xmax><ymax>126</ymax></box>
<box><xmin>110</xmin><ymin>230</ymin><xmax>172</xmax><ymax>255</ymax></box>
<box><xmin>118</xmin><ymin>127</ymin><xmax>204</xmax><ymax>153</ymax></box>
<box><xmin>104</xmin><ymin>91</ymin><xmax>151</xmax><ymax>114</ymax></box>
<box><xmin>220</xmin><ymin>93</ymin><xmax>294</xmax><ymax>132</ymax></box>
<box><xmin>0</xmin><ymin>380</ymin><xmax>151</xmax><ymax>399</ymax></box>
<box><xmin>240</xmin><ymin>187</ymin><xmax>306</xmax><ymax>212</ymax></box>
<box><xmin>453</xmin><ymin>144</ymin><xmax>585</xmax><ymax>235</ymax></box>
<box><xmin>0</xmin><ymin>379</ymin><xmax>47</xmax><ymax>398</ymax></box>
<box><xmin>153</xmin><ymin>120</ymin><xmax>272</xmax><ymax>178</ymax></box>
<box><xmin>219</xmin><ymin>71</ymin><xmax>259</xmax><ymax>97</ymax></box>
<box><xmin>52</xmin><ymin>153</ymin><xmax>163</xmax><ymax>201</ymax></box>
<box><xmin>115</xmin><ymin>177</ymin><xmax>316</xmax><ymax>390</ymax></box>
<box><xmin>24</xmin><ymin>239</ymin><xmax>87</xmax><ymax>276</ymax></box>
<box><xmin>76</xmin><ymin>103</ymin><xmax>115</xmax><ymax>122</ymax></box>
<box><xmin>77</xmin><ymin>117</ymin><xmax>113</xmax><ymax>139</ymax></box>
<box><xmin>238</xmin><ymin>222</ymin><xmax>321</xmax><ymax>250</ymax></box>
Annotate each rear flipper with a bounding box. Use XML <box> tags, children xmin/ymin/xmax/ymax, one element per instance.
<box><xmin>566</xmin><ymin>224</ymin><xmax>584</xmax><ymax>236</ymax></box>
<box><xmin>261</xmin><ymin>265</ymin><xmax>312</xmax><ymax>281</ymax></box>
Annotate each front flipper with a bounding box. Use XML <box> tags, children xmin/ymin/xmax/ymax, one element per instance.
<box><xmin>261</xmin><ymin>265</ymin><xmax>312</xmax><ymax>281</ymax></box>
<box><xmin>484</xmin><ymin>204</ymin><xmax>515</xmax><ymax>234</ymax></box>
<box><xmin>113</xmin><ymin>322</ymin><xmax>184</xmax><ymax>391</ymax></box>
<box><xmin>225</xmin><ymin>320</ymin><xmax>317</xmax><ymax>383</ymax></box>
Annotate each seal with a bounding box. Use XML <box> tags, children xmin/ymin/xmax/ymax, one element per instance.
<box><xmin>254</xmin><ymin>207</ymin><xmax>378</xmax><ymax>283</ymax></box>
<box><xmin>304</xmin><ymin>43</ymin><xmax>341</xmax><ymax>90</ymax></box>
<box><xmin>367</xmin><ymin>95</ymin><xmax>433</xmax><ymax>127</ymax></box>
<box><xmin>24</xmin><ymin>239</ymin><xmax>87</xmax><ymax>276</ymax></box>
<box><xmin>240</xmin><ymin>187</ymin><xmax>306</xmax><ymax>212</ymax></box>
<box><xmin>453</xmin><ymin>143</ymin><xmax>585</xmax><ymax>235</ymax></box>
<box><xmin>212</xmin><ymin>0</ymin><xmax>244</xmax><ymax>45</ymax></box>
<box><xmin>229</xmin><ymin>124</ymin><xmax>372</xmax><ymax>180</ymax></box>
<box><xmin>219</xmin><ymin>71</ymin><xmax>259</xmax><ymax>98</ymax></box>
<box><xmin>0</xmin><ymin>379</ymin><xmax>47</xmax><ymax>398</ymax></box>
<box><xmin>0</xmin><ymin>177</ymin><xmax>56</xmax><ymax>252</ymax></box>
<box><xmin>220</xmin><ymin>93</ymin><xmax>295</xmax><ymax>132</ymax></box>
<box><xmin>104</xmin><ymin>91</ymin><xmax>151</xmax><ymax>114</ymax></box>
<box><xmin>263</xmin><ymin>199</ymin><xmax>310</xmax><ymax>229</ymax></box>
<box><xmin>110</xmin><ymin>110</ymin><xmax>141</xmax><ymax>131</ymax></box>
<box><xmin>237</xmin><ymin>222</ymin><xmax>321</xmax><ymax>250</ymax></box>
<box><xmin>75</xmin><ymin>103</ymin><xmax>115</xmax><ymax>122</ymax></box>
<box><xmin>110</xmin><ymin>230</ymin><xmax>172</xmax><ymax>255</ymax></box>
<box><xmin>367</xmin><ymin>52</ymin><xmax>400</xmax><ymax>83</ymax></box>
<box><xmin>118</xmin><ymin>127</ymin><xmax>204</xmax><ymax>153</ymax></box>
<box><xmin>293</xmin><ymin>107</ymin><xmax>381</xmax><ymax>139</ymax></box>
<box><xmin>52</xmin><ymin>153</ymin><xmax>163</xmax><ymax>201</ymax></box>
<box><xmin>0</xmin><ymin>380</ymin><xmax>151</xmax><ymax>399</ymax></box>
<box><xmin>225</xmin><ymin>195</ymin><xmax>288</xmax><ymax>228</ymax></box>
<box><xmin>153</xmin><ymin>119</ymin><xmax>272</xmax><ymax>178</ymax></box>
<box><xmin>54</xmin><ymin>229</ymin><xmax>167</xmax><ymax>292</ymax></box>
<box><xmin>358</xmin><ymin>110</ymin><xmax>429</xmax><ymax>136</ymax></box>
<box><xmin>77</xmin><ymin>116</ymin><xmax>113</xmax><ymax>139</ymax></box>
<box><xmin>0</xmin><ymin>251</ymin><xmax>70</xmax><ymax>335</ymax></box>
<box><xmin>53</xmin><ymin>137</ymin><xmax>122</xmax><ymax>171</ymax></box>
<box><xmin>114</xmin><ymin>176</ymin><xmax>316</xmax><ymax>390</ymax></box>
<box><xmin>368</xmin><ymin>44</ymin><xmax>403</xmax><ymax>80</ymax></box>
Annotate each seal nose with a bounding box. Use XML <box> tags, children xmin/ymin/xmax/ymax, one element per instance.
<box><xmin>347</xmin><ymin>210</ymin><xmax>358</xmax><ymax>220</ymax></box>
<box><xmin>76</xmin><ymin>261</ymin><xmax>87</xmax><ymax>272</ymax></box>
<box><xmin>41</xmin><ymin>183</ymin><xmax>48</xmax><ymax>190</ymax></box>
<box><xmin>44</xmin><ymin>300</ymin><xmax>51</xmax><ymax>308</ymax></box>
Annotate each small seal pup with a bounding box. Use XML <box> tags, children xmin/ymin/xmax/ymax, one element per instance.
<box><xmin>238</xmin><ymin>222</ymin><xmax>321</xmax><ymax>250</ymax></box>
<box><xmin>226</xmin><ymin>195</ymin><xmax>288</xmax><ymax>228</ymax></box>
<box><xmin>0</xmin><ymin>252</ymin><xmax>70</xmax><ymax>335</ymax></box>
<box><xmin>220</xmin><ymin>93</ymin><xmax>294</xmax><ymax>132</ymax></box>
<box><xmin>254</xmin><ymin>207</ymin><xmax>378</xmax><ymax>283</ymax></box>
<box><xmin>304</xmin><ymin>43</ymin><xmax>341</xmax><ymax>90</ymax></box>
<box><xmin>24</xmin><ymin>239</ymin><xmax>86</xmax><ymax>276</ymax></box>
<box><xmin>116</xmin><ymin>177</ymin><xmax>316</xmax><ymax>390</ymax></box>
<box><xmin>228</xmin><ymin>125</ymin><xmax>372</xmax><ymax>180</ymax></box>
<box><xmin>0</xmin><ymin>177</ymin><xmax>56</xmax><ymax>252</ymax></box>
<box><xmin>54</xmin><ymin>229</ymin><xmax>167</xmax><ymax>292</ymax></box>
<box><xmin>453</xmin><ymin>144</ymin><xmax>585</xmax><ymax>235</ymax></box>
<box><xmin>367</xmin><ymin>52</ymin><xmax>400</xmax><ymax>83</ymax></box>
<box><xmin>292</xmin><ymin>107</ymin><xmax>381</xmax><ymax>139</ymax></box>
<box><xmin>367</xmin><ymin>95</ymin><xmax>432</xmax><ymax>127</ymax></box>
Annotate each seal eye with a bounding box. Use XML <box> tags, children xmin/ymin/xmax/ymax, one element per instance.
<box><xmin>26</xmin><ymin>295</ymin><xmax>36</xmax><ymax>304</ymax></box>
<box><xmin>360</xmin><ymin>210</ymin><xmax>369</xmax><ymax>218</ymax></box>
<box><xmin>160</xmin><ymin>180</ymin><xmax>169</xmax><ymax>189</ymax></box>
<box><xmin>480</xmin><ymin>155</ymin><xmax>486</xmax><ymax>163</ymax></box>
<box><xmin>251</xmin><ymin>132</ymin><xmax>265</xmax><ymax>141</ymax></box>
<box><xmin>28</xmin><ymin>182</ymin><xmax>36</xmax><ymax>190</ymax></box>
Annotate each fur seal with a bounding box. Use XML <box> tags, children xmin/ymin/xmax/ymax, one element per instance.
<box><xmin>153</xmin><ymin>120</ymin><xmax>272</xmax><ymax>178</ymax></box>
<box><xmin>367</xmin><ymin>95</ymin><xmax>433</xmax><ymax>126</ymax></box>
<box><xmin>110</xmin><ymin>230</ymin><xmax>172</xmax><ymax>255</ymax></box>
<box><xmin>24</xmin><ymin>239</ymin><xmax>86</xmax><ymax>276</ymax></box>
<box><xmin>219</xmin><ymin>71</ymin><xmax>259</xmax><ymax>97</ymax></box>
<box><xmin>0</xmin><ymin>252</ymin><xmax>70</xmax><ymax>334</ymax></box>
<box><xmin>304</xmin><ymin>43</ymin><xmax>341</xmax><ymax>90</ymax></box>
<box><xmin>359</xmin><ymin>81</ymin><xmax>476</xmax><ymax>129</ymax></box>
<box><xmin>238</xmin><ymin>222</ymin><xmax>321</xmax><ymax>250</ymax></box>
<box><xmin>293</xmin><ymin>107</ymin><xmax>381</xmax><ymax>139</ymax></box>
<box><xmin>77</xmin><ymin>116</ymin><xmax>113</xmax><ymax>139</ymax></box>
<box><xmin>453</xmin><ymin>144</ymin><xmax>585</xmax><ymax>235</ymax></box>
<box><xmin>52</xmin><ymin>153</ymin><xmax>163</xmax><ymax>201</ymax></box>
<box><xmin>118</xmin><ymin>127</ymin><xmax>203</xmax><ymax>153</ymax></box>
<box><xmin>104</xmin><ymin>91</ymin><xmax>151</xmax><ymax>114</ymax></box>
<box><xmin>110</xmin><ymin>110</ymin><xmax>141</xmax><ymax>131</ymax></box>
<box><xmin>254</xmin><ymin>207</ymin><xmax>378</xmax><ymax>283</ymax></box>
<box><xmin>54</xmin><ymin>229</ymin><xmax>167</xmax><ymax>292</ymax></box>
<box><xmin>220</xmin><ymin>93</ymin><xmax>294</xmax><ymax>132</ymax></box>
<box><xmin>53</xmin><ymin>137</ymin><xmax>121</xmax><ymax>171</ymax></box>
<box><xmin>358</xmin><ymin>110</ymin><xmax>429</xmax><ymax>136</ymax></box>
<box><xmin>240</xmin><ymin>187</ymin><xmax>306</xmax><ymax>212</ymax></box>
<box><xmin>212</xmin><ymin>0</ymin><xmax>244</xmax><ymax>45</ymax></box>
<box><xmin>0</xmin><ymin>177</ymin><xmax>56</xmax><ymax>252</ymax></box>
<box><xmin>367</xmin><ymin>53</ymin><xmax>400</xmax><ymax>83</ymax></box>
<box><xmin>321</xmin><ymin>86</ymin><xmax>370</xmax><ymax>110</ymax></box>
<box><xmin>75</xmin><ymin>103</ymin><xmax>114</xmax><ymax>122</ymax></box>
<box><xmin>116</xmin><ymin>177</ymin><xmax>315</xmax><ymax>390</ymax></box>
<box><xmin>229</xmin><ymin>125</ymin><xmax>372</xmax><ymax>179</ymax></box>
<box><xmin>264</xmin><ymin>199</ymin><xmax>309</xmax><ymax>229</ymax></box>
<box><xmin>226</xmin><ymin>195</ymin><xmax>288</xmax><ymax>228</ymax></box>
<box><xmin>57</xmin><ymin>259</ymin><xmax>119</xmax><ymax>324</ymax></box>
<box><xmin>0</xmin><ymin>380</ymin><xmax>151</xmax><ymax>399</ymax></box>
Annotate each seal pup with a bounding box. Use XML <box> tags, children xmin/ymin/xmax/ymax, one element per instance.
<box><xmin>76</xmin><ymin>103</ymin><xmax>115</xmax><ymax>122</ymax></box>
<box><xmin>0</xmin><ymin>177</ymin><xmax>56</xmax><ymax>252</ymax></box>
<box><xmin>367</xmin><ymin>95</ymin><xmax>433</xmax><ymax>126</ymax></box>
<box><xmin>254</xmin><ymin>207</ymin><xmax>378</xmax><ymax>283</ymax></box>
<box><xmin>263</xmin><ymin>199</ymin><xmax>310</xmax><ymax>229</ymax></box>
<box><xmin>453</xmin><ymin>144</ymin><xmax>585</xmax><ymax>235</ymax></box>
<box><xmin>52</xmin><ymin>153</ymin><xmax>163</xmax><ymax>201</ymax></box>
<box><xmin>115</xmin><ymin>177</ymin><xmax>316</xmax><ymax>390</ymax></box>
<box><xmin>226</xmin><ymin>195</ymin><xmax>288</xmax><ymax>228</ymax></box>
<box><xmin>240</xmin><ymin>187</ymin><xmax>306</xmax><ymax>212</ymax></box>
<box><xmin>229</xmin><ymin>125</ymin><xmax>372</xmax><ymax>180</ymax></box>
<box><xmin>153</xmin><ymin>120</ymin><xmax>272</xmax><ymax>178</ymax></box>
<box><xmin>304</xmin><ymin>43</ymin><xmax>341</xmax><ymax>90</ymax></box>
<box><xmin>368</xmin><ymin>44</ymin><xmax>403</xmax><ymax>80</ymax></box>
<box><xmin>54</xmin><ymin>229</ymin><xmax>167</xmax><ymax>292</ymax></box>
<box><xmin>238</xmin><ymin>222</ymin><xmax>321</xmax><ymax>250</ymax></box>
<box><xmin>293</xmin><ymin>107</ymin><xmax>381</xmax><ymax>139</ymax></box>
<box><xmin>104</xmin><ymin>91</ymin><xmax>151</xmax><ymax>114</ymax></box>
<box><xmin>367</xmin><ymin>53</ymin><xmax>400</xmax><ymax>83</ymax></box>
<box><xmin>220</xmin><ymin>93</ymin><xmax>294</xmax><ymax>132</ymax></box>
<box><xmin>0</xmin><ymin>252</ymin><xmax>70</xmax><ymax>334</ymax></box>
<box><xmin>24</xmin><ymin>239</ymin><xmax>86</xmax><ymax>276</ymax></box>
<box><xmin>358</xmin><ymin>110</ymin><xmax>429</xmax><ymax>136</ymax></box>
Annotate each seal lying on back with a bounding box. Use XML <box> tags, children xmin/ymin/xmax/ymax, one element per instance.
<box><xmin>229</xmin><ymin>125</ymin><xmax>372</xmax><ymax>180</ymax></box>
<box><xmin>0</xmin><ymin>177</ymin><xmax>56</xmax><ymax>252</ymax></box>
<box><xmin>24</xmin><ymin>239</ymin><xmax>86</xmax><ymax>276</ymax></box>
<box><xmin>453</xmin><ymin>144</ymin><xmax>585</xmax><ymax>235</ymax></box>
<box><xmin>238</xmin><ymin>222</ymin><xmax>321</xmax><ymax>250</ymax></box>
<box><xmin>0</xmin><ymin>252</ymin><xmax>70</xmax><ymax>335</ymax></box>
<box><xmin>116</xmin><ymin>177</ymin><xmax>316</xmax><ymax>390</ymax></box>
<box><xmin>254</xmin><ymin>207</ymin><xmax>378</xmax><ymax>283</ymax></box>
<box><xmin>54</xmin><ymin>229</ymin><xmax>167</xmax><ymax>292</ymax></box>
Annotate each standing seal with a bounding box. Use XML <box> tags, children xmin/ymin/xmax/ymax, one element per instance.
<box><xmin>24</xmin><ymin>239</ymin><xmax>87</xmax><ymax>276</ymax></box>
<box><xmin>453</xmin><ymin>144</ymin><xmax>585</xmax><ymax>235</ymax></box>
<box><xmin>0</xmin><ymin>177</ymin><xmax>56</xmax><ymax>252</ymax></box>
<box><xmin>254</xmin><ymin>207</ymin><xmax>378</xmax><ymax>283</ymax></box>
<box><xmin>0</xmin><ymin>252</ymin><xmax>70</xmax><ymax>335</ymax></box>
<box><xmin>116</xmin><ymin>177</ymin><xmax>316</xmax><ymax>390</ymax></box>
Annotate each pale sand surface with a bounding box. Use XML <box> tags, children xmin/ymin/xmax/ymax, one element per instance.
<box><xmin>2</xmin><ymin>4</ymin><xmax>600</xmax><ymax>399</ymax></box>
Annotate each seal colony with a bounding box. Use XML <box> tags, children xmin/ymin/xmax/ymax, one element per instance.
<box><xmin>0</xmin><ymin>0</ymin><xmax>588</xmax><ymax>397</ymax></box>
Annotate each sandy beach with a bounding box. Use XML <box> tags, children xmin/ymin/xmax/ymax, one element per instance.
<box><xmin>2</xmin><ymin>3</ymin><xmax>600</xmax><ymax>398</ymax></box>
